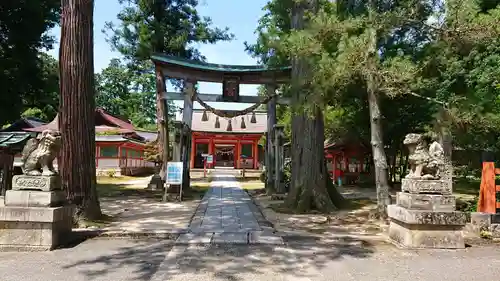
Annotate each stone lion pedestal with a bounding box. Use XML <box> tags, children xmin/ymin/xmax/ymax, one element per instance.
<box><xmin>0</xmin><ymin>175</ymin><xmax>74</xmax><ymax>251</ymax></box>
<box><xmin>388</xmin><ymin>179</ymin><xmax>466</xmax><ymax>249</ymax></box>
<box><xmin>388</xmin><ymin>133</ymin><xmax>466</xmax><ymax>249</ymax></box>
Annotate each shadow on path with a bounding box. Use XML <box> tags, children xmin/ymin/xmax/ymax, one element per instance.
<box><xmin>61</xmin><ymin>236</ymin><xmax>376</xmax><ymax>281</ymax></box>
<box><xmin>61</xmin><ymin>239</ymin><xmax>173</xmax><ymax>281</ymax></box>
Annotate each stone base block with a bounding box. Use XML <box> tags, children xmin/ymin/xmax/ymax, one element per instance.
<box><xmin>4</xmin><ymin>190</ymin><xmax>65</xmax><ymax>207</ymax></box>
<box><xmin>388</xmin><ymin>219</ymin><xmax>465</xmax><ymax>249</ymax></box>
<box><xmin>470</xmin><ymin>212</ymin><xmax>500</xmax><ymax>237</ymax></box>
<box><xmin>388</xmin><ymin>205</ymin><xmax>467</xmax><ymax>225</ymax></box>
<box><xmin>0</xmin><ymin>205</ymin><xmax>74</xmax><ymax>251</ymax></box>
<box><xmin>12</xmin><ymin>175</ymin><xmax>62</xmax><ymax>191</ymax></box>
<box><xmin>396</xmin><ymin>192</ymin><xmax>455</xmax><ymax>211</ymax></box>
<box><xmin>401</xmin><ymin>178</ymin><xmax>451</xmax><ymax>195</ymax></box>
<box><xmin>471</xmin><ymin>212</ymin><xmax>500</xmax><ymax>226</ymax></box>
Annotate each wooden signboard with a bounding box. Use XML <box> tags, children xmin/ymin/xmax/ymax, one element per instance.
<box><xmin>222</xmin><ymin>76</ymin><xmax>240</xmax><ymax>102</ymax></box>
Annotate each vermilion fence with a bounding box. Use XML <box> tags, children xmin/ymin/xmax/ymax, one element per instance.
<box><xmin>478</xmin><ymin>156</ymin><xmax>500</xmax><ymax>213</ymax></box>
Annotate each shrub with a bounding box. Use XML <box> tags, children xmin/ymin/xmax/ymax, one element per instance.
<box><xmin>456</xmin><ymin>197</ymin><xmax>478</xmax><ymax>213</ymax></box>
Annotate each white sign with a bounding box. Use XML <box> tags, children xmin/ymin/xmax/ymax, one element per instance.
<box><xmin>206</xmin><ymin>155</ymin><xmax>213</xmax><ymax>164</ymax></box>
<box><xmin>166</xmin><ymin>162</ymin><xmax>183</xmax><ymax>185</ymax></box>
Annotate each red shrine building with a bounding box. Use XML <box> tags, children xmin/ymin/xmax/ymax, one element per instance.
<box><xmin>187</xmin><ymin>109</ymin><xmax>266</xmax><ymax>170</ymax></box>
<box><xmin>324</xmin><ymin>140</ymin><xmax>371</xmax><ymax>184</ymax></box>
<box><xmin>19</xmin><ymin>108</ymin><xmax>156</xmax><ymax>175</ymax></box>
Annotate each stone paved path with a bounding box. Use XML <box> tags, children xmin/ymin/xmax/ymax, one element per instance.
<box><xmin>3</xmin><ymin>238</ymin><xmax>500</xmax><ymax>281</ymax></box>
<box><xmin>176</xmin><ymin>172</ymin><xmax>283</xmax><ymax>245</ymax></box>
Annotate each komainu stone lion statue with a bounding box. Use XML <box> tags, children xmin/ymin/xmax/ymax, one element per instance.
<box><xmin>21</xmin><ymin>130</ymin><xmax>62</xmax><ymax>176</ymax></box>
<box><xmin>403</xmin><ymin>133</ymin><xmax>445</xmax><ymax>180</ymax></box>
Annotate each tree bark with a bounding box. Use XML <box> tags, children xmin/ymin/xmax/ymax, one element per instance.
<box><xmin>285</xmin><ymin>0</ymin><xmax>348</xmax><ymax>213</ymax></box>
<box><xmin>59</xmin><ymin>0</ymin><xmax>102</xmax><ymax>222</ymax></box>
<box><xmin>366</xmin><ymin>0</ymin><xmax>391</xmax><ymax>217</ymax></box>
<box><xmin>153</xmin><ymin>0</ymin><xmax>168</xmax><ymax>180</ymax></box>
<box><xmin>155</xmin><ymin>67</ymin><xmax>168</xmax><ymax>180</ymax></box>
<box><xmin>367</xmin><ymin>88</ymin><xmax>392</xmax><ymax>216</ymax></box>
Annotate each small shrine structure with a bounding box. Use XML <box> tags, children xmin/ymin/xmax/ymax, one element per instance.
<box><xmin>151</xmin><ymin>54</ymin><xmax>290</xmax><ymax>194</ymax></box>
<box><xmin>189</xmin><ymin>109</ymin><xmax>266</xmax><ymax>170</ymax></box>
<box><xmin>324</xmin><ymin>139</ymin><xmax>371</xmax><ymax>184</ymax></box>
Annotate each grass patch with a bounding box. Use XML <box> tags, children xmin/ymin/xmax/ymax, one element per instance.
<box><xmin>240</xmin><ymin>181</ymin><xmax>264</xmax><ymax>190</ymax></box>
<box><xmin>96</xmin><ymin>183</ymin><xmax>162</xmax><ymax>198</ymax></box>
<box><xmin>454</xmin><ymin>178</ymin><xmax>480</xmax><ymax>197</ymax></box>
<box><xmin>96</xmin><ymin>175</ymin><xmax>140</xmax><ymax>184</ymax></box>
<box><xmin>236</xmin><ymin>177</ymin><xmax>264</xmax><ymax>190</ymax></box>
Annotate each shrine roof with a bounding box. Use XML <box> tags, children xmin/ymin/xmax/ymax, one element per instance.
<box><xmin>152</xmin><ymin>54</ymin><xmax>290</xmax><ymax>73</ymax></box>
<box><xmin>136</xmin><ymin>130</ymin><xmax>158</xmax><ymax>142</ymax></box>
<box><xmin>190</xmin><ymin>109</ymin><xmax>267</xmax><ymax>134</ymax></box>
<box><xmin>0</xmin><ymin>117</ymin><xmax>46</xmax><ymax>132</ymax></box>
<box><xmin>151</xmin><ymin>54</ymin><xmax>291</xmax><ymax>84</ymax></box>
<box><xmin>95</xmin><ymin>135</ymin><xmax>147</xmax><ymax>145</ymax></box>
<box><xmin>0</xmin><ymin>132</ymin><xmax>34</xmax><ymax>149</ymax></box>
<box><xmin>25</xmin><ymin>108</ymin><xmax>136</xmax><ymax>133</ymax></box>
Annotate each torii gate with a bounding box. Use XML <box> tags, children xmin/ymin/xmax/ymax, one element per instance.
<box><xmin>151</xmin><ymin>54</ymin><xmax>290</xmax><ymax>197</ymax></box>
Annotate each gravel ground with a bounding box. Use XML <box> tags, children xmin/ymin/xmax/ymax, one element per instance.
<box><xmin>1</xmin><ymin>238</ymin><xmax>500</xmax><ymax>281</ymax></box>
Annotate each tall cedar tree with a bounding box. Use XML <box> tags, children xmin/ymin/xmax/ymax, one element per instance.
<box><xmin>286</xmin><ymin>0</ymin><xmax>348</xmax><ymax>212</ymax></box>
<box><xmin>59</xmin><ymin>0</ymin><xmax>102</xmax><ymax>221</ymax></box>
<box><xmin>104</xmin><ymin>0</ymin><xmax>233</xmax><ymax>179</ymax></box>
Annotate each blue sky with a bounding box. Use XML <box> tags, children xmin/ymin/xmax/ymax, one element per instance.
<box><xmin>45</xmin><ymin>0</ymin><xmax>270</xmax><ymax>112</ymax></box>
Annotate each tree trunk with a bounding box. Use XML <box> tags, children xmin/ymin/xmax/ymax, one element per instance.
<box><xmin>153</xmin><ymin>0</ymin><xmax>168</xmax><ymax>180</ymax></box>
<box><xmin>286</xmin><ymin>109</ymin><xmax>337</xmax><ymax>213</ymax></box>
<box><xmin>286</xmin><ymin>0</ymin><xmax>347</xmax><ymax>213</ymax></box>
<box><xmin>367</xmin><ymin>87</ymin><xmax>392</xmax><ymax>216</ymax></box>
<box><xmin>59</xmin><ymin>0</ymin><xmax>102</xmax><ymax>222</ymax></box>
<box><xmin>366</xmin><ymin>1</ymin><xmax>391</xmax><ymax>217</ymax></box>
<box><xmin>155</xmin><ymin>68</ymin><xmax>168</xmax><ymax>180</ymax></box>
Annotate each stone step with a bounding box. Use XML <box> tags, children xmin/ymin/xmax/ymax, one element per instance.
<box><xmin>174</xmin><ymin>231</ymin><xmax>284</xmax><ymax>245</ymax></box>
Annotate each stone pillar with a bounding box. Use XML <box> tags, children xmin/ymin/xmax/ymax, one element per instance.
<box><xmin>181</xmin><ymin>80</ymin><xmax>195</xmax><ymax>197</ymax></box>
<box><xmin>387</xmin><ymin>134</ymin><xmax>466</xmax><ymax>249</ymax></box>
<box><xmin>172</xmin><ymin>121</ymin><xmax>182</xmax><ymax>162</ymax></box>
<box><xmin>265</xmin><ymin>84</ymin><xmax>277</xmax><ymax>192</ymax></box>
<box><xmin>0</xmin><ymin>175</ymin><xmax>74</xmax><ymax>251</ymax></box>
<box><xmin>274</xmin><ymin>124</ymin><xmax>285</xmax><ymax>193</ymax></box>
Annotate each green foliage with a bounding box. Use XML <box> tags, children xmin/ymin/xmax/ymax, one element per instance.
<box><xmin>415</xmin><ymin>1</ymin><xmax>500</xmax><ymax>151</ymax></box>
<box><xmin>0</xmin><ymin>1</ymin><xmax>60</xmax><ymax>124</ymax></box>
<box><xmin>21</xmin><ymin>108</ymin><xmax>49</xmax><ymax>121</ymax></box>
<box><xmin>249</xmin><ymin>0</ymin><xmax>500</xmax><ymax>163</ymax></box>
<box><xmin>95</xmin><ymin>59</ymin><xmax>159</xmax><ymax>128</ymax></box>
<box><xmin>100</xmin><ymin>0</ymin><xmax>235</xmax><ymax>134</ymax></box>
<box><xmin>104</xmin><ymin>0</ymin><xmax>233</xmax><ymax>66</ymax></box>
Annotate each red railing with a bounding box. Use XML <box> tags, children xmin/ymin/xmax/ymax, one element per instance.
<box><xmin>478</xmin><ymin>161</ymin><xmax>500</xmax><ymax>213</ymax></box>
